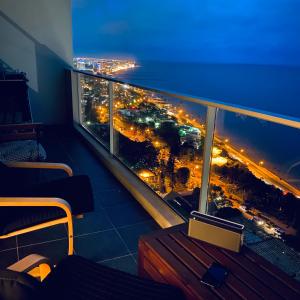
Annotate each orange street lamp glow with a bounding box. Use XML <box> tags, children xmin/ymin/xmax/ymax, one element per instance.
<box><xmin>178</xmin><ymin>109</ymin><xmax>183</xmax><ymax>114</ymax></box>
<box><xmin>225</xmin><ymin>138</ymin><xmax>229</xmax><ymax>143</ymax></box>
<box><xmin>240</xmin><ymin>149</ymin><xmax>244</xmax><ymax>153</ymax></box>
<box><xmin>195</xmin><ymin>165</ymin><xmax>200</xmax><ymax>169</ymax></box>
<box><xmin>130</xmin><ymin>127</ymin><xmax>134</xmax><ymax>131</ymax></box>
<box><xmin>259</xmin><ymin>161</ymin><xmax>264</xmax><ymax>166</ymax></box>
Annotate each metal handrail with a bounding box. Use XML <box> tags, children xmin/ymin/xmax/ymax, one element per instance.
<box><xmin>73</xmin><ymin>69</ymin><xmax>300</xmax><ymax>129</ymax></box>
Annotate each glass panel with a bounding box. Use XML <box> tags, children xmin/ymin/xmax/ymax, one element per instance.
<box><xmin>79</xmin><ymin>74</ymin><xmax>110</xmax><ymax>148</ymax></box>
<box><xmin>209</xmin><ymin>110</ymin><xmax>300</xmax><ymax>279</ymax></box>
<box><xmin>113</xmin><ymin>83</ymin><xmax>207</xmax><ymax>218</ymax></box>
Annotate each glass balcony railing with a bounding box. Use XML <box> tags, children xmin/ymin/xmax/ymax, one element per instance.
<box><xmin>79</xmin><ymin>74</ymin><xmax>110</xmax><ymax>149</ymax></box>
<box><xmin>208</xmin><ymin>110</ymin><xmax>300</xmax><ymax>278</ymax></box>
<box><xmin>74</xmin><ymin>70</ymin><xmax>300</xmax><ymax>281</ymax></box>
<box><xmin>111</xmin><ymin>82</ymin><xmax>207</xmax><ymax>218</ymax></box>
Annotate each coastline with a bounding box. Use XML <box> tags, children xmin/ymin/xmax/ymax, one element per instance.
<box><xmin>114</xmin><ymin>61</ymin><xmax>300</xmax><ymax>187</ymax></box>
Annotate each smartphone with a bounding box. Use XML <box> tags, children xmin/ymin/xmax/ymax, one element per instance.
<box><xmin>201</xmin><ymin>262</ymin><xmax>229</xmax><ymax>288</ymax></box>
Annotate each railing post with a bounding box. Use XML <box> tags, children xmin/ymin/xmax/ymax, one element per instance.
<box><xmin>199</xmin><ymin>106</ymin><xmax>217</xmax><ymax>214</ymax></box>
<box><xmin>109</xmin><ymin>81</ymin><xmax>114</xmax><ymax>155</ymax></box>
<box><xmin>70</xmin><ymin>70</ymin><xmax>81</xmax><ymax>125</ymax></box>
<box><xmin>77</xmin><ymin>72</ymin><xmax>83</xmax><ymax>124</ymax></box>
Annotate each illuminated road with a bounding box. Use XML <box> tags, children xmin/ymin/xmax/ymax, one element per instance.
<box><xmin>223</xmin><ymin>141</ymin><xmax>300</xmax><ymax>198</ymax></box>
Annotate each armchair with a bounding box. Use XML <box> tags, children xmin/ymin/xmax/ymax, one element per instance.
<box><xmin>0</xmin><ymin>197</ymin><xmax>73</xmax><ymax>255</ymax></box>
<box><xmin>0</xmin><ymin>71</ymin><xmax>46</xmax><ymax>161</ymax></box>
<box><xmin>0</xmin><ymin>161</ymin><xmax>93</xmax><ymax>256</ymax></box>
<box><xmin>0</xmin><ymin>255</ymin><xmax>185</xmax><ymax>300</ymax></box>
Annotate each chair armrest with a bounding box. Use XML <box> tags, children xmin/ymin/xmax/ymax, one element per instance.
<box><xmin>0</xmin><ymin>197</ymin><xmax>73</xmax><ymax>255</ymax></box>
<box><xmin>0</xmin><ymin>197</ymin><xmax>72</xmax><ymax>216</ymax></box>
<box><xmin>7</xmin><ymin>254</ymin><xmax>51</xmax><ymax>273</ymax></box>
<box><xmin>3</xmin><ymin>161</ymin><xmax>73</xmax><ymax>177</ymax></box>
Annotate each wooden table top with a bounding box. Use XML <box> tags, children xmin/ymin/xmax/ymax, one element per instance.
<box><xmin>138</xmin><ymin>224</ymin><xmax>300</xmax><ymax>300</ymax></box>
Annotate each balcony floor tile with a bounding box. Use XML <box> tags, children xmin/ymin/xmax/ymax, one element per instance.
<box><xmin>0</xmin><ymin>237</ymin><xmax>17</xmax><ymax>252</ymax></box>
<box><xmin>105</xmin><ymin>202</ymin><xmax>152</xmax><ymax>228</ymax></box>
<box><xmin>17</xmin><ymin>224</ymin><xmax>67</xmax><ymax>247</ymax></box>
<box><xmin>0</xmin><ymin>249</ymin><xmax>18</xmax><ymax>269</ymax></box>
<box><xmin>117</xmin><ymin>220</ymin><xmax>159</xmax><ymax>253</ymax></box>
<box><xmin>18</xmin><ymin>239</ymin><xmax>69</xmax><ymax>266</ymax></box>
<box><xmin>73</xmin><ymin>210</ymin><xmax>113</xmax><ymax>236</ymax></box>
<box><xmin>100</xmin><ymin>254</ymin><xmax>137</xmax><ymax>275</ymax></box>
<box><xmin>74</xmin><ymin>229</ymin><xmax>129</xmax><ymax>262</ymax></box>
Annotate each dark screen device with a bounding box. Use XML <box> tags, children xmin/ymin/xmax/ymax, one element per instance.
<box><xmin>201</xmin><ymin>262</ymin><xmax>229</xmax><ymax>288</ymax></box>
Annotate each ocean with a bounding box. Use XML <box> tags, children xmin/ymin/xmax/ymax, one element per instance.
<box><xmin>114</xmin><ymin>61</ymin><xmax>300</xmax><ymax>184</ymax></box>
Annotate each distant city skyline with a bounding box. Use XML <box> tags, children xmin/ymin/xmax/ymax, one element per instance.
<box><xmin>72</xmin><ymin>0</ymin><xmax>300</xmax><ymax>66</ymax></box>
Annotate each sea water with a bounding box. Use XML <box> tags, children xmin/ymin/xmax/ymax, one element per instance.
<box><xmin>115</xmin><ymin>61</ymin><xmax>300</xmax><ymax>184</ymax></box>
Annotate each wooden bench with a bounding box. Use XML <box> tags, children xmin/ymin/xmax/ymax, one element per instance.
<box><xmin>138</xmin><ymin>224</ymin><xmax>300</xmax><ymax>300</ymax></box>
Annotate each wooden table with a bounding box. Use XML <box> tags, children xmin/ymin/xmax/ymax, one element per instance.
<box><xmin>138</xmin><ymin>225</ymin><xmax>300</xmax><ymax>300</ymax></box>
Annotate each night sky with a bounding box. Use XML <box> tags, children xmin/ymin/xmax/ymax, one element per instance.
<box><xmin>72</xmin><ymin>0</ymin><xmax>300</xmax><ymax>66</ymax></box>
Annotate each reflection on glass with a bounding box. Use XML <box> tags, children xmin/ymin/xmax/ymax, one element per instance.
<box><xmin>79</xmin><ymin>75</ymin><xmax>110</xmax><ymax>148</ymax></box>
<box><xmin>209</xmin><ymin>110</ymin><xmax>300</xmax><ymax>279</ymax></box>
<box><xmin>113</xmin><ymin>83</ymin><xmax>207</xmax><ymax>218</ymax></box>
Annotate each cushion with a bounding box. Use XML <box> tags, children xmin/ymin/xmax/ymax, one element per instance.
<box><xmin>0</xmin><ymin>207</ymin><xmax>65</xmax><ymax>235</ymax></box>
<box><xmin>0</xmin><ymin>269</ymin><xmax>40</xmax><ymax>300</ymax></box>
<box><xmin>0</xmin><ymin>140</ymin><xmax>46</xmax><ymax>161</ymax></box>
<box><xmin>40</xmin><ymin>255</ymin><xmax>185</xmax><ymax>300</ymax></box>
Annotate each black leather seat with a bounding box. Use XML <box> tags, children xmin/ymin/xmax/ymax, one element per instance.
<box><xmin>0</xmin><ymin>255</ymin><xmax>186</xmax><ymax>300</ymax></box>
<box><xmin>0</xmin><ymin>162</ymin><xmax>93</xmax><ymax>237</ymax></box>
<box><xmin>0</xmin><ymin>207</ymin><xmax>65</xmax><ymax>235</ymax></box>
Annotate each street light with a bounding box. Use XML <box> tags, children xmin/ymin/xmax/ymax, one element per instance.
<box><xmin>240</xmin><ymin>149</ymin><xmax>245</xmax><ymax>153</ymax></box>
<box><xmin>259</xmin><ymin>161</ymin><xmax>264</xmax><ymax>166</ymax></box>
<box><xmin>225</xmin><ymin>138</ymin><xmax>229</xmax><ymax>143</ymax></box>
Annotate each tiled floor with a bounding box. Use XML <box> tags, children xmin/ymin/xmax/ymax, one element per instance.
<box><xmin>0</xmin><ymin>127</ymin><xmax>159</xmax><ymax>275</ymax></box>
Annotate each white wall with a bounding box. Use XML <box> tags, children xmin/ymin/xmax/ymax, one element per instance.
<box><xmin>0</xmin><ymin>0</ymin><xmax>73</xmax><ymax>124</ymax></box>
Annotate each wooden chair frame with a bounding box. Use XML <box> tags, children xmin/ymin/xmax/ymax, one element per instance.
<box><xmin>0</xmin><ymin>161</ymin><xmax>75</xmax><ymax>255</ymax></box>
<box><xmin>7</xmin><ymin>253</ymin><xmax>52</xmax><ymax>281</ymax></box>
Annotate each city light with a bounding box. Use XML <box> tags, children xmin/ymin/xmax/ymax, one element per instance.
<box><xmin>211</xmin><ymin>156</ymin><xmax>228</xmax><ymax>166</ymax></box>
<box><xmin>212</xmin><ymin>147</ymin><xmax>222</xmax><ymax>156</ymax></box>
<box><xmin>139</xmin><ymin>170</ymin><xmax>154</xmax><ymax>178</ymax></box>
<box><xmin>81</xmin><ymin>65</ymin><xmax>300</xmax><ymax>265</ymax></box>
<box><xmin>73</xmin><ymin>57</ymin><xmax>135</xmax><ymax>76</ymax></box>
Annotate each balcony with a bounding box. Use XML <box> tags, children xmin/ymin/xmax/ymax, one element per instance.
<box><xmin>1</xmin><ymin>1</ymin><xmax>300</xmax><ymax>297</ymax></box>
<box><xmin>0</xmin><ymin>126</ymin><xmax>159</xmax><ymax>274</ymax></box>
<box><xmin>71</xmin><ymin>70</ymin><xmax>300</xmax><ymax>281</ymax></box>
